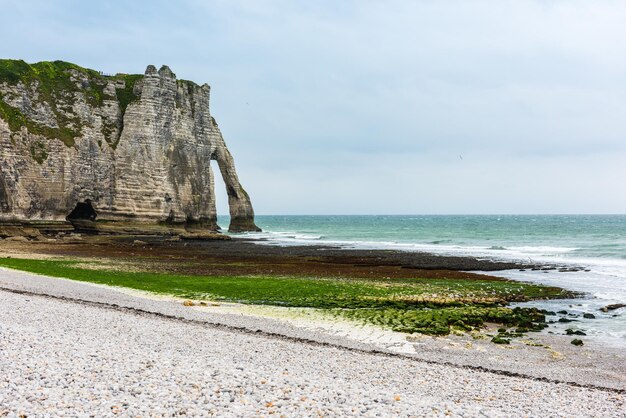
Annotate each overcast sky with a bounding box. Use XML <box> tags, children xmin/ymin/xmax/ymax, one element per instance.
<box><xmin>2</xmin><ymin>0</ymin><xmax>626</xmax><ymax>214</ymax></box>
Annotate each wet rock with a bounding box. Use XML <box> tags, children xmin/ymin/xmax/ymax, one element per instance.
<box><xmin>582</xmin><ymin>313</ymin><xmax>595</xmax><ymax>319</ymax></box>
<box><xmin>600</xmin><ymin>303</ymin><xmax>626</xmax><ymax>312</ymax></box>
<box><xmin>180</xmin><ymin>232</ymin><xmax>231</xmax><ymax>241</ymax></box>
<box><xmin>4</xmin><ymin>236</ymin><xmax>29</xmax><ymax>242</ymax></box>
<box><xmin>571</xmin><ymin>339</ymin><xmax>584</xmax><ymax>346</ymax></box>
<box><xmin>565</xmin><ymin>329</ymin><xmax>586</xmax><ymax>336</ymax></box>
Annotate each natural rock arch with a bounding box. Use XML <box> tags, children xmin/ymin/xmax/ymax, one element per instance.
<box><xmin>209</xmin><ymin>120</ymin><xmax>261</xmax><ymax>233</ymax></box>
<box><xmin>0</xmin><ymin>60</ymin><xmax>260</xmax><ymax>233</ymax></box>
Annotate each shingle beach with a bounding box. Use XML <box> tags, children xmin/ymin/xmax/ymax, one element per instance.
<box><xmin>1</xmin><ymin>268</ymin><xmax>624</xmax><ymax>417</ymax></box>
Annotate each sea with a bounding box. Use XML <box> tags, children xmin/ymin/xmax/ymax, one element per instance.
<box><xmin>218</xmin><ymin>214</ymin><xmax>626</xmax><ymax>347</ymax></box>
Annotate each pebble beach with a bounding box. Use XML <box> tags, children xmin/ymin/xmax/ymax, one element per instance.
<box><xmin>1</xmin><ymin>268</ymin><xmax>624</xmax><ymax>417</ymax></box>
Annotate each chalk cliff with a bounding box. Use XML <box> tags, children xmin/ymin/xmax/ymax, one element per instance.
<box><xmin>0</xmin><ymin>60</ymin><xmax>260</xmax><ymax>232</ymax></box>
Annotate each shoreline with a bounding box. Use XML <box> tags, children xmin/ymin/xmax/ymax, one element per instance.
<box><xmin>2</xmin><ymin>277</ymin><xmax>624</xmax><ymax>416</ymax></box>
<box><xmin>0</xmin><ymin>232</ymin><xmax>581</xmax><ymax>273</ymax></box>
<box><xmin>1</xmin><ymin>233</ymin><xmax>623</xmax><ymax>345</ymax></box>
<box><xmin>0</xmin><ymin>267</ymin><xmax>624</xmax><ymax>392</ymax></box>
<box><xmin>1</xmin><ymin>232</ymin><xmax>624</xmax><ymax>349</ymax></box>
<box><xmin>1</xmin><ymin>235</ymin><xmax>625</xmax><ymax>414</ymax></box>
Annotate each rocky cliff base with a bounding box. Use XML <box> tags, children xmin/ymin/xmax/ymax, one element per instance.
<box><xmin>0</xmin><ymin>220</ymin><xmax>230</xmax><ymax>242</ymax></box>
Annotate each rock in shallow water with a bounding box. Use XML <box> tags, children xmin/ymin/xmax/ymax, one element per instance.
<box><xmin>600</xmin><ymin>303</ymin><xmax>626</xmax><ymax>312</ymax></box>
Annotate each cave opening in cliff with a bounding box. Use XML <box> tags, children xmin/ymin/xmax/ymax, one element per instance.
<box><xmin>66</xmin><ymin>199</ymin><xmax>97</xmax><ymax>221</ymax></box>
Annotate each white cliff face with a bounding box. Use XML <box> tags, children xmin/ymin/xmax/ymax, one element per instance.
<box><xmin>0</xmin><ymin>60</ymin><xmax>259</xmax><ymax>232</ymax></box>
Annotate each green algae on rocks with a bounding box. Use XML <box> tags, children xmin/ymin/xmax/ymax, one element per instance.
<box><xmin>0</xmin><ymin>257</ymin><xmax>568</xmax><ymax>337</ymax></box>
<box><xmin>337</xmin><ymin>306</ymin><xmax>548</xmax><ymax>336</ymax></box>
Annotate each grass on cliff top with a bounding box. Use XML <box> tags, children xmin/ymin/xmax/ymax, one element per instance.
<box><xmin>0</xmin><ymin>59</ymin><xmax>100</xmax><ymax>85</ymax></box>
<box><xmin>0</xmin><ymin>60</ymin><xmax>103</xmax><ymax>147</ymax></box>
<box><xmin>0</xmin><ymin>257</ymin><xmax>564</xmax><ymax>336</ymax></box>
<box><xmin>0</xmin><ymin>59</ymin><xmax>144</xmax><ymax>149</ymax></box>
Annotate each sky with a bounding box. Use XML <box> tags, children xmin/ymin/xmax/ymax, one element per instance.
<box><xmin>2</xmin><ymin>0</ymin><xmax>626</xmax><ymax>215</ymax></box>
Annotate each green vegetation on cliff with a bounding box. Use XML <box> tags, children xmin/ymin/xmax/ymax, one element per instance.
<box><xmin>0</xmin><ymin>59</ymin><xmax>100</xmax><ymax>86</ymax></box>
<box><xmin>0</xmin><ymin>59</ymin><xmax>143</xmax><ymax>151</ymax></box>
<box><xmin>115</xmin><ymin>74</ymin><xmax>143</xmax><ymax>115</ymax></box>
<box><xmin>109</xmin><ymin>73</ymin><xmax>143</xmax><ymax>148</ymax></box>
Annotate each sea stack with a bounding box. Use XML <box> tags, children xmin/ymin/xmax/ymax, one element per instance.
<box><xmin>0</xmin><ymin>59</ymin><xmax>260</xmax><ymax>233</ymax></box>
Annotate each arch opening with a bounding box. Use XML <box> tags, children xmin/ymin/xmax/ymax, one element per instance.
<box><xmin>211</xmin><ymin>159</ymin><xmax>229</xmax><ymax>230</ymax></box>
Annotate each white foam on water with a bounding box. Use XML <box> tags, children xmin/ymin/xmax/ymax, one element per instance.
<box><xmin>237</xmin><ymin>230</ymin><xmax>324</xmax><ymax>243</ymax></box>
<box><xmin>242</xmin><ymin>231</ymin><xmax>581</xmax><ymax>261</ymax></box>
<box><xmin>498</xmin><ymin>269</ymin><xmax>626</xmax><ymax>348</ymax></box>
<box><xmin>239</xmin><ymin>229</ymin><xmax>626</xmax><ymax>347</ymax></box>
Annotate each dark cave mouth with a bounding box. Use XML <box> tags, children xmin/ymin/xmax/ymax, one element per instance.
<box><xmin>66</xmin><ymin>200</ymin><xmax>97</xmax><ymax>221</ymax></box>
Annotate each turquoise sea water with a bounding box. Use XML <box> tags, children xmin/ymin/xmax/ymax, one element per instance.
<box><xmin>218</xmin><ymin>215</ymin><xmax>626</xmax><ymax>346</ymax></box>
<box><xmin>222</xmin><ymin>215</ymin><xmax>626</xmax><ymax>260</ymax></box>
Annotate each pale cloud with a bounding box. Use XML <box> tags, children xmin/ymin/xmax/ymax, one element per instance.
<box><xmin>2</xmin><ymin>0</ymin><xmax>626</xmax><ymax>214</ymax></box>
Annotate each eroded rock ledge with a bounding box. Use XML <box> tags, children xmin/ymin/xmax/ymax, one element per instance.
<box><xmin>0</xmin><ymin>59</ymin><xmax>260</xmax><ymax>233</ymax></box>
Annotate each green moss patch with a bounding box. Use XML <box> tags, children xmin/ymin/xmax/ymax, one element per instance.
<box><xmin>115</xmin><ymin>74</ymin><xmax>142</xmax><ymax>116</ymax></box>
<box><xmin>0</xmin><ymin>92</ymin><xmax>79</xmax><ymax>146</ymax></box>
<box><xmin>0</xmin><ymin>59</ymin><xmax>144</xmax><ymax>149</ymax></box>
<box><xmin>106</xmin><ymin>74</ymin><xmax>143</xmax><ymax>147</ymax></box>
<box><xmin>0</xmin><ymin>60</ymin><xmax>105</xmax><ymax>146</ymax></box>
<box><xmin>337</xmin><ymin>306</ymin><xmax>547</xmax><ymax>336</ymax></box>
<box><xmin>0</xmin><ymin>93</ymin><xmax>28</xmax><ymax>131</ymax></box>
<box><xmin>29</xmin><ymin>140</ymin><xmax>48</xmax><ymax>164</ymax></box>
<box><xmin>0</xmin><ymin>257</ymin><xmax>568</xmax><ymax>338</ymax></box>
